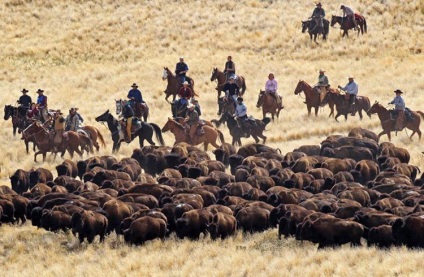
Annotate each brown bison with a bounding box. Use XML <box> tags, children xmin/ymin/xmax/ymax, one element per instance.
<box><xmin>208</xmin><ymin>212</ymin><xmax>237</xmax><ymax>240</ymax></box>
<box><xmin>123</xmin><ymin>216</ymin><xmax>167</xmax><ymax>245</ymax></box>
<box><xmin>176</xmin><ymin>209</ymin><xmax>213</xmax><ymax>240</ymax></box>
<box><xmin>71</xmin><ymin>210</ymin><xmax>108</xmax><ymax>243</ymax></box>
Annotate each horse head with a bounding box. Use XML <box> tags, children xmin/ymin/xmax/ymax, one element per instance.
<box><xmin>256</xmin><ymin>90</ymin><xmax>265</xmax><ymax>108</ymax></box>
<box><xmin>162</xmin><ymin>67</ymin><xmax>170</xmax><ymax>80</ymax></box>
<box><xmin>4</xmin><ymin>105</ymin><xmax>12</xmax><ymax>120</ymax></box>
<box><xmin>210</xmin><ymin>68</ymin><xmax>218</xmax><ymax>82</ymax></box>
<box><xmin>95</xmin><ymin>109</ymin><xmax>111</xmax><ymax>123</ymax></box>
<box><xmin>294</xmin><ymin>80</ymin><xmax>305</xmax><ymax>95</ymax></box>
<box><xmin>161</xmin><ymin>117</ymin><xmax>175</xmax><ymax>133</ymax></box>
<box><xmin>330</xmin><ymin>15</ymin><xmax>338</xmax><ymax>27</ymax></box>
<box><xmin>115</xmin><ymin>99</ymin><xmax>123</xmax><ymax>115</ymax></box>
<box><xmin>366</xmin><ymin>101</ymin><xmax>382</xmax><ymax>117</ymax></box>
<box><xmin>301</xmin><ymin>21</ymin><xmax>309</xmax><ymax>33</ymax></box>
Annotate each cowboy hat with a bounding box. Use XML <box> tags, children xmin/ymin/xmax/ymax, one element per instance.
<box><xmin>69</xmin><ymin>107</ymin><xmax>79</xmax><ymax>112</ymax></box>
<box><xmin>316</xmin><ymin>2</ymin><xmax>322</xmax><ymax>6</ymax></box>
<box><xmin>21</xmin><ymin>88</ymin><xmax>28</xmax><ymax>93</ymax></box>
<box><xmin>183</xmin><ymin>81</ymin><xmax>189</xmax><ymax>85</ymax></box>
<box><xmin>179</xmin><ymin>56</ymin><xmax>184</xmax><ymax>59</ymax></box>
<box><xmin>55</xmin><ymin>109</ymin><xmax>63</xmax><ymax>115</ymax></box>
<box><xmin>36</xmin><ymin>89</ymin><xmax>44</xmax><ymax>93</ymax></box>
<box><xmin>237</xmin><ymin>97</ymin><xmax>243</xmax><ymax>102</ymax></box>
<box><xmin>319</xmin><ymin>69</ymin><xmax>325</xmax><ymax>72</ymax></box>
<box><xmin>131</xmin><ymin>83</ymin><xmax>138</xmax><ymax>88</ymax></box>
<box><xmin>340</xmin><ymin>5</ymin><xmax>345</xmax><ymax>9</ymax></box>
<box><xmin>348</xmin><ymin>76</ymin><xmax>354</xmax><ymax>79</ymax></box>
<box><xmin>394</xmin><ymin>89</ymin><xmax>403</xmax><ymax>94</ymax></box>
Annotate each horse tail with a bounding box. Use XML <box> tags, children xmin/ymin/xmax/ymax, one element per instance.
<box><xmin>80</xmin><ymin>134</ymin><xmax>94</xmax><ymax>154</ymax></box>
<box><xmin>95</xmin><ymin>127</ymin><xmax>106</xmax><ymax>147</ymax></box>
<box><xmin>217</xmin><ymin>129</ymin><xmax>225</xmax><ymax>144</ymax></box>
<box><xmin>262</xmin><ymin>117</ymin><xmax>271</xmax><ymax>127</ymax></box>
<box><xmin>150</xmin><ymin>123</ymin><xmax>165</xmax><ymax>146</ymax></box>
<box><xmin>417</xmin><ymin>111</ymin><xmax>424</xmax><ymax>120</ymax></box>
<box><xmin>241</xmin><ymin>77</ymin><xmax>247</xmax><ymax>95</ymax></box>
<box><xmin>363</xmin><ymin>17</ymin><xmax>367</xmax><ymax>33</ymax></box>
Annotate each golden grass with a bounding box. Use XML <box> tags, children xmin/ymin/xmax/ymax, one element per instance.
<box><xmin>0</xmin><ymin>0</ymin><xmax>424</xmax><ymax>275</ymax></box>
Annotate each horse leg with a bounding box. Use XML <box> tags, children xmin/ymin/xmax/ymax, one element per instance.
<box><xmin>25</xmin><ymin>140</ymin><xmax>29</xmax><ymax>154</ymax></box>
<box><xmin>335</xmin><ymin>113</ymin><xmax>341</xmax><ymax>122</ymax></box>
<box><xmin>314</xmin><ymin>107</ymin><xmax>319</xmax><ymax>117</ymax></box>
<box><xmin>358</xmin><ymin>110</ymin><xmax>363</xmax><ymax>120</ymax></box>
<box><xmin>203</xmin><ymin>142</ymin><xmax>209</xmax><ymax>151</ymax></box>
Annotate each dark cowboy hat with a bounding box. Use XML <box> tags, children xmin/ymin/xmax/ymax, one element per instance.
<box><xmin>21</xmin><ymin>88</ymin><xmax>29</xmax><ymax>93</ymax></box>
<box><xmin>340</xmin><ymin>5</ymin><xmax>345</xmax><ymax>9</ymax></box>
<box><xmin>237</xmin><ymin>97</ymin><xmax>243</xmax><ymax>102</ymax></box>
<box><xmin>131</xmin><ymin>83</ymin><xmax>138</xmax><ymax>88</ymax></box>
<box><xmin>36</xmin><ymin>89</ymin><xmax>44</xmax><ymax>93</ymax></box>
<box><xmin>394</xmin><ymin>89</ymin><xmax>403</xmax><ymax>94</ymax></box>
<box><xmin>316</xmin><ymin>2</ymin><xmax>322</xmax><ymax>6</ymax></box>
<box><xmin>55</xmin><ymin>109</ymin><xmax>63</xmax><ymax>115</ymax></box>
<box><xmin>69</xmin><ymin>107</ymin><xmax>79</xmax><ymax>112</ymax></box>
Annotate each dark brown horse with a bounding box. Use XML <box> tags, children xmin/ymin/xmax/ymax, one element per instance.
<box><xmin>212</xmin><ymin>112</ymin><xmax>271</xmax><ymax>146</ymax></box>
<box><xmin>256</xmin><ymin>90</ymin><xmax>283</xmax><ymax>121</ymax></box>
<box><xmin>294</xmin><ymin>80</ymin><xmax>335</xmax><ymax>117</ymax></box>
<box><xmin>22</xmin><ymin>121</ymin><xmax>92</xmax><ymax>162</ymax></box>
<box><xmin>301</xmin><ymin>19</ymin><xmax>329</xmax><ymax>42</ymax></box>
<box><xmin>321</xmin><ymin>90</ymin><xmax>371</xmax><ymax>121</ymax></box>
<box><xmin>330</xmin><ymin>14</ymin><xmax>367</xmax><ymax>37</ymax></box>
<box><xmin>5</xmin><ymin>105</ymin><xmax>39</xmax><ymax>153</ymax></box>
<box><xmin>161</xmin><ymin>118</ymin><xmax>225</xmax><ymax>150</ymax></box>
<box><xmin>367</xmin><ymin>102</ymin><xmax>423</xmax><ymax>141</ymax></box>
<box><xmin>217</xmin><ymin>97</ymin><xmax>236</xmax><ymax>116</ymax></box>
<box><xmin>210</xmin><ymin>68</ymin><xmax>246</xmax><ymax>100</ymax></box>
<box><xmin>162</xmin><ymin>67</ymin><xmax>195</xmax><ymax>102</ymax></box>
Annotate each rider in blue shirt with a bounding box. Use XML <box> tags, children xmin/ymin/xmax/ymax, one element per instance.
<box><xmin>127</xmin><ymin>83</ymin><xmax>144</xmax><ymax>104</ymax></box>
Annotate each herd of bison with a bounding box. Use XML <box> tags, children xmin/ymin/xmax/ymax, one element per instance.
<box><xmin>2</xmin><ymin>126</ymin><xmax>424</xmax><ymax>249</ymax></box>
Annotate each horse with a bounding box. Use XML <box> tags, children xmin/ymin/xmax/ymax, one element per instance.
<box><xmin>95</xmin><ymin>110</ymin><xmax>164</xmax><ymax>153</ymax></box>
<box><xmin>161</xmin><ymin>118</ymin><xmax>225</xmax><ymax>150</ymax></box>
<box><xmin>301</xmin><ymin>19</ymin><xmax>329</xmax><ymax>42</ymax></box>
<box><xmin>4</xmin><ymin>105</ymin><xmax>21</xmax><ymax>136</ymax></box>
<box><xmin>294</xmin><ymin>80</ymin><xmax>335</xmax><ymax>117</ymax></box>
<box><xmin>330</xmin><ymin>14</ymin><xmax>367</xmax><ymax>37</ymax></box>
<box><xmin>217</xmin><ymin>97</ymin><xmax>236</xmax><ymax>116</ymax></box>
<box><xmin>115</xmin><ymin>99</ymin><xmax>149</xmax><ymax>122</ymax></box>
<box><xmin>256</xmin><ymin>90</ymin><xmax>283</xmax><ymax>121</ymax></box>
<box><xmin>22</xmin><ymin>121</ymin><xmax>91</xmax><ymax>162</ymax></box>
<box><xmin>212</xmin><ymin>112</ymin><xmax>271</xmax><ymax>146</ymax></box>
<box><xmin>367</xmin><ymin>102</ymin><xmax>423</xmax><ymax>141</ymax></box>
<box><xmin>320</xmin><ymin>90</ymin><xmax>371</xmax><ymax>122</ymax></box>
<box><xmin>80</xmin><ymin>125</ymin><xmax>106</xmax><ymax>152</ymax></box>
<box><xmin>162</xmin><ymin>67</ymin><xmax>195</xmax><ymax>102</ymax></box>
<box><xmin>210</xmin><ymin>68</ymin><xmax>246</xmax><ymax>100</ymax></box>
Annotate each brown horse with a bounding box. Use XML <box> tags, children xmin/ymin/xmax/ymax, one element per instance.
<box><xmin>294</xmin><ymin>80</ymin><xmax>335</xmax><ymax>117</ymax></box>
<box><xmin>210</xmin><ymin>68</ymin><xmax>246</xmax><ymax>100</ymax></box>
<box><xmin>81</xmin><ymin>125</ymin><xmax>106</xmax><ymax>151</ymax></box>
<box><xmin>256</xmin><ymin>90</ymin><xmax>283</xmax><ymax>121</ymax></box>
<box><xmin>367</xmin><ymin>101</ymin><xmax>423</xmax><ymax>141</ymax></box>
<box><xmin>22</xmin><ymin>121</ymin><xmax>92</xmax><ymax>162</ymax></box>
<box><xmin>321</xmin><ymin>90</ymin><xmax>371</xmax><ymax>121</ymax></box>
<box><xmin>162</xmin><ymin>67</ymin><xmax>195</xmax><ymax>102</ymax></box>
<box><xmin>330</xmin><ymin>14</ymin><xmax>367</xmax><ymax>37</ymax></box>
<box><xmin>161</xmin><ymin>118</ymin><xmax>225</xmax><ymax>150</ymax></box>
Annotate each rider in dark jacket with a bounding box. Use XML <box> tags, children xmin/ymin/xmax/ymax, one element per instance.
<box><xmin>311</xmin><ymin>2</ymin><xmax>325</xmax><ymax>29</ymax></box>
<box><xmin>122</xmin><ymin>100</ymin><xmax>134</xmax><ymax>143</ymax></box>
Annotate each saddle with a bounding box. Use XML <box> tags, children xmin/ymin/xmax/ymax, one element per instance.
<box><xmin>120</xmin><ymin>118</ymin><xmax>142</xmax><ymax>134</ymax></box>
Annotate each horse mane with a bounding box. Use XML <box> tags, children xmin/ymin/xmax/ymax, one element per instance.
<box><xmin>164</xmin><ymin>67</ymin><xmax>175</xmax><ymax>77</ymax></box>
<box><xmin>169</xmin><ymin>119</ymin><xmax>185</xmax><ymax>130</ymax></box>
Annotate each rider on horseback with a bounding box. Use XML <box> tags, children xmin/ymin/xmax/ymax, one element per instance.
<box><xmin>175</xmin><ymin>57</ymin><xmax>189</xmax><ymax>85</ymax></box>
<box><xmin>233</xmin><ymin>97</ymin><xmax>248</xmax><ymax>137</ymax></box>
<box><xmin>50</xmin><ymin>110</ymin><xmax>65</xmax><ymax>152</ymax></box>
<box><xmin>127</xmin><ymin>83</ymin><xmax>146</xmax><ymax>117</ymax></box>
<box><xmin>17</xmin><ymin>88</ymin><xmax>32</xmax><ymax>115</ymax></box>
<box><xmin>314</xmin><ymin>69</ymin><xmax>329</xmax><ymax>104</ymax></box>
<box><xmin>27</xmin><ymin>103</ymin><xmax>40</xmax><ymax>120</ymax></box>
<box><xmin>265</xmin><ymin>73</ymin><xmax>283</xmax><ymax>109</ymax></box>
<box><xmin>223</xmin><ymin>76</ymin><xmax>240</xmax><ymax>106</ymax></box>
<box><xmin>177</xmin><ymin>81</ymin><xmax>194</xmax><ymax>106</ymax></box>
<box><xmin>341</xmin><ymin>5</ymin><xmax>357</xmax><ymax>30</ymax></box>
<box><xmin>121</xmin><ymin>100</ymin><xmax>134</xmax><ymax>143</ymax></box>
<box><xmin>338</xmin><ymin>76</ymin><xmax>358</xmax><ymax>116</ymax></box>
<box><xmin>389</xmin><ymin>89</ymin><xmax>406</xmax><ymax>131</ymax></box>
<box><xmin>65</xmin><ymin>107</ymin><xmax>82</xmax><ymax>132</ymax></box>
<box><xmin>36</xmin><ymin>89</ymin><xmax>48</xmax><ymax>123</ymax></box>
<box><xmin>184</xmin><ymin>103</ymin><xmax>200</xmax><ymax>144</ymax></box>
<box><xmin>311</xmin><ymin>2</ymin><xmax>325</xmax><ymax>30</ymax></box>
<box><xmin>223</xmin><ymin>55</ymin><xmax>236</xmax><ymax>81</ymax></box>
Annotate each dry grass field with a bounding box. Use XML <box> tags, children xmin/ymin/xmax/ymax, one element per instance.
<box><xmin>0</xmin><ymin>0</ymin><xmax>424</xmax><ymax>276</ymax></box>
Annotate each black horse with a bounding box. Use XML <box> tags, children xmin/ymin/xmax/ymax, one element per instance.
<box><xmin>217</xmin><ymin>97</ymin><xmax>236</xmax><ymax>116</ymax></box>
<box><xmin>171</xmin><ymin>100</ymin><xmax>201</xmax><ymax>118</ymax></box>
<box><xmin>95</xmin><ymin>110</ymin><xmax>165</xmax><ymax>153</ymax></box>
<box><xmin>302</xmin><ymin>19</ymin><xmax>329</xmax><ymax>42</ymax></box>
<box><xmin>4</xmin><ymin>105</ymin><xmax>21</xmax><ymax>136</ymax></box>
<box><xmin>212</xmin><ymin>112</ymin><xmax>271</xmax><ymax>146</ymax></box>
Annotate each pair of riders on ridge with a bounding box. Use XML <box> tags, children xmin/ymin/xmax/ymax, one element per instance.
<box><xmin>310</xmin><ymin>3</ymin><xmax>358</xmax><ymax>31</ymax></box>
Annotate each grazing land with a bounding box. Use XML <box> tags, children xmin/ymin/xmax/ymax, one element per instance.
<box><xmin>0</xmin><ymin>0</ymin><xmax>423</xmax><ymax>276</ymax></box>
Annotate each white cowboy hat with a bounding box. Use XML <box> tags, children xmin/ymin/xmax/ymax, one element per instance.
<box><xmin>180</xmin><ymin>56</ymin><xmax>184</xmax><ymax>59</ymax></box>
<box><xmin>319</xmin><ymin>69</ymin><xmax>325</xmax><ymax>72</ymax></box>
<box><xmin>183</xmin><ymin>81</ymin><xmax>189</xmax><ymax>85</ymax></box>
<box><xmin>348</xmin><ymin>76</ymin><xmax>354</xmax><ymax>79</ymax></box>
